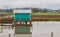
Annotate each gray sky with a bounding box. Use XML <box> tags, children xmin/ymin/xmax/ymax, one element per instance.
<box><xmin>0</xmin><ymin>0</ymin><xmax>60</xmax><ymax>10</ymax></box>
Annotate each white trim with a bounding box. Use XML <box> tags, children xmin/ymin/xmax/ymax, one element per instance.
<box><xmin>13</xmin><ymin>9</ymin><xmax>31</xmax><ymax>13</ymax></box>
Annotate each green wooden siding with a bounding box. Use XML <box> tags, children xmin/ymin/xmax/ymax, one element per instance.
<box><xmin>14</xmin><ymin>13</ymin><xmax>31</xmax><ymax>21</ymax></box>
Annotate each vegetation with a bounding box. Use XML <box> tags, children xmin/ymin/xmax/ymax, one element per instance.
<box><xmin>32</xmin><ymin>12</ymin><xmax>60</xmax><ymax>21</ymax></box>
<box><xmin>32</xmin><ymin>12</ymin><xmax>60</xmax><ymax>16</ymax></box>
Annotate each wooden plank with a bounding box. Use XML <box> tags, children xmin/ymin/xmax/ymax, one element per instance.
<box><xmin>0</xmin><ymin>24</ymin><xmax>32</xmax><ymax>27</ymax></box>
<box><xmin>15</xmin><ymin>32</ymin><xmax>32</xmax><ymax>34</ymax></box>
<box><xmin>14</xmin><ymin>24</ymin><xmax>32</xmax><ymax>27</ymax></box>
<box><xmin>0</xmin><ymin>25</ymin><xmax>13</xmax><ymax>26</ymax></box>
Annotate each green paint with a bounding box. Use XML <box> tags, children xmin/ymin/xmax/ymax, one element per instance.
<box><xmin>14</xmin><ymin>13</ymin><xmax>31</xmax><ymax>21</ymax></box>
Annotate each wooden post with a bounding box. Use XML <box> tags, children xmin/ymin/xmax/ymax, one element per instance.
<box><xmin>11</xmin><ymin>22</ymin><xmax>13</xmax><ymax>30</ymax></box>
<box><xmin>25</xmin><ymin>21</ymin><xmax>27</xmax><ymax>24</ymax></box>
<box><xmin>30</xmin><ymin>21</ymin><xmax>31</xmax><ymax>24</ymax></box>
<box><xmin>20</xmin><ymin>22</ymin><xmax>22</xmax><ymax>24</ymax></box>
<box><xmin>51</xmin><ymin>32</ymin><xmax>53</xmax><ymax>37</ymax></box>
<box><xmin>9</xmin><ymin>34</ymin><xmax>11</xmax><ymax>37</ymax></box>
<box><xmin>0</xmin><ymin>23</ymin><xmax>3</xmax><ymax>33</ymax></box>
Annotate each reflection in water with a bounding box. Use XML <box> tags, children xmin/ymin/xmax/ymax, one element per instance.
<box><xmin>0</xmin><ymin>21</ymin><xmax>60</xmax><ymax>37</ymax></box>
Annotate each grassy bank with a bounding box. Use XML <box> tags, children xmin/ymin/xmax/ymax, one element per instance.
<box><xmin>32</xmin><ymin>12</ymin><xmax>60</xmax><ymax>21</ymax></box>
<box><xmin>32</xmin><ymin>12</ymin><xmax>60</xmax><ymax>16</ymax></box>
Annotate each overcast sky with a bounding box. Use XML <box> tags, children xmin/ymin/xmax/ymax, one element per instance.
<box><xmin>0</xmin><ymin>0</ymin><xmax>60</xmax><ymax>10</ymax></box>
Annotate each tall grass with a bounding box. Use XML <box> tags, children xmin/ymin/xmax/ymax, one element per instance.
<box><xmin>32</xmin><ymin>12</ymin><xmax>60</xmax><ymax>15</ymax></box>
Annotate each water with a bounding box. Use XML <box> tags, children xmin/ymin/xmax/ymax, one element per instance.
<box><xmin>32</xmin><ymin>21</ymin><xmax>60</xmax><ymax>37</ymax></box>
<box><xmin>0</xmin><ymin>21</ymin><xmax>60</xmax><ymax>37</ymax></box>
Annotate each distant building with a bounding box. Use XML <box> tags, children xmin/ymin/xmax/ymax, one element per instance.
<box><xmin>56</xmin><ymin>9</ymin><xmax>60</xmax><ymax>12</ymax></box>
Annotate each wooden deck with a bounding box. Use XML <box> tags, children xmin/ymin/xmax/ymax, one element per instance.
<box><xmin>0</xmin><ymin>24</ymin><xmax>32</xmax><ymax>26</ymax></box>
<box><xmin>0</xmin><ymin>15</ymin><xmax>60</xmax><ymax>21</ymax></box>
<box><xmin>0</xmin><ymin>15</ymin><xmax>60</xmax><ymax>26</ymax></box>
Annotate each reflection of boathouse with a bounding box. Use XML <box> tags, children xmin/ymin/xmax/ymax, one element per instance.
<box><xmin>13</xmin><ymin>8</ymin><xmax>32</xmax><ymax>37</ymax></box>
